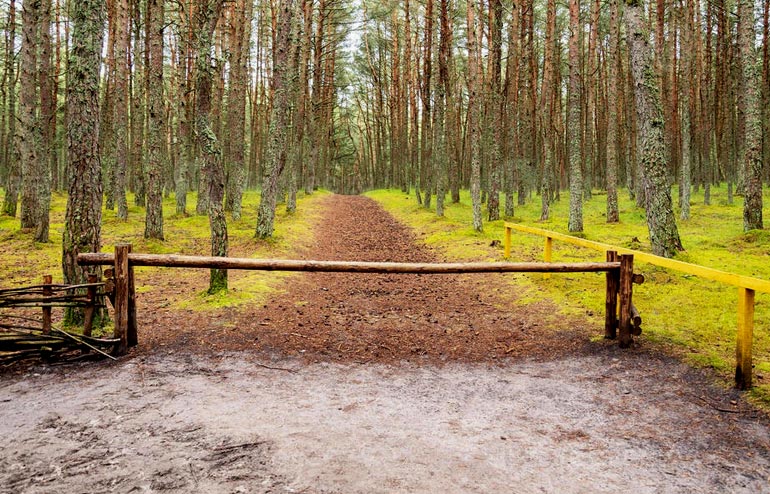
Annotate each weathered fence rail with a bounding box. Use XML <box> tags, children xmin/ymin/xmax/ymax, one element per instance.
<box><xmin>504</xmin><ymin>221</ymin><xmax>770</xmax><ymax>389</ymax></box>
<box><xmin>78</xmin><ymin>243</ymin><xmax>641</xmax><ymax>358</ymax></box>
<box><xmin>0</xmin><ymin>274</ymin><xmax>118</xmax><ymax>365</ymax></box>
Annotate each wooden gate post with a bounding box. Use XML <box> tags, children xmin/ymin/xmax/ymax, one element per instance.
<box><xmin>42</xmin><ymin>275</ymin><xmax>52</xmax><ymax>334</ymax></box>
<box><xmin>83</xmin><ymin>274</ymin><xmax>97</xmax><ymax>337</ymax></box>
<box><xmin>605</xmin><ymin>251</ymin><xmax>619</xmax><ymax>339</ymax></box>
<box><xmin>114</xmin><ymin>244</ymin><xmax>131</xmax><ymax>355</ymax></box>
<box><xmin>618</xmin><ymin>254</ymin><xmax>634</xmax><ymax>348</ymax></box>
<box><xmin>735</xmin><ymin>287</ymin><xmax>755</xmax><ymax>390</ymax></box>
<box><xmin>127</xmin><ymin>246</ymin><xmax>137</xmax><ymax>348</ymax></box>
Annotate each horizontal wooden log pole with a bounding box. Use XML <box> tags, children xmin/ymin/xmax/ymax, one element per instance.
<box><xmin>78</xmin><ymin>253</ymin><xmax>622</xmax><ymax>275</ymax></box>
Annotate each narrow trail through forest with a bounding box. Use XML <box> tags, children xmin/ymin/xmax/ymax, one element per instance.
<box><xmin>2</xmin><ymin>195</ymin><xmax>770</xmax><ymax>493</ymax></box>
<box><xmin>206</xmin><ymin>194</ymin><xmax>590</xmax><ymax>362</ymax></box>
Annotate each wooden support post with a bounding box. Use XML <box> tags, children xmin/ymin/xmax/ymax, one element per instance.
<box><xmin>42</xmin><ymin>275</ymin><xmax>52</xmax><ymax>334</ymax></box>
<box><xmin>504</xmin><ymin>226</ymin><xmax>512</xmax><ymax>259</ymax></box>
<box><xmin>83</xmin><ymin>274</ymin><xmax>97</xmax><ymax>337</ymax></box>
<box><xmin>605</xmin><ymin>251</ymin><xmax>619</xmax><ymax>339</ymax></box>
<box><xmin>618</xmin><ymin>254</ymin><xmax>634</xmax><ymax>348</ymax></box>
<box><xmin>127</xmin><ymin>244</ymin><xmax>138</xmax><ymax>348</ymax></box>
<box><xmin>543</xmin><ymin>237</ymin><xmax>553</xmax><ymax>279</ymax></box>
<box><xmin>114</xmin><ymin>244</ymin><xmax>130</xmax><ymax>355</ymax></box>
<box><xmin>735</xmin><ymin>287</ymin><xmax>755</xmax><ymax>390</ymax></box>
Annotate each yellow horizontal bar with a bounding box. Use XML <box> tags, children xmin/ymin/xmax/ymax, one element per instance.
<box><xmin>505</xmin><ymin>222</ymin><xmax>770</xmax><ymax>294</ymax></box>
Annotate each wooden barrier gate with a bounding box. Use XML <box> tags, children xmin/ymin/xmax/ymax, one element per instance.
<box><xmin>78</xmin><ymin>243</ymin><xmax>641</xmax><ymax>358</ymax></box>
<box><xmin>504</xmin><ymin>222</ymin><xmax>770</xmax><ymax>390</ymax></box>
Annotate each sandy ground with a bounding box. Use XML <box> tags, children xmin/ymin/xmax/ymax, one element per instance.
<box><xmin>2</xmin><ymin>352</ymin><xmax>770</xmax><ymax>493</ymax></box>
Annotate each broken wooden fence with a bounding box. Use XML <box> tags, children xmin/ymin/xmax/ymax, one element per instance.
<box><xmin>504</xmin><ymin>222</ymin><xmax>770</xmax><ymax>390</ymax></box>
<box><xmin>78</xmin><ymin>243</ymin><xmax>640</xmax><ymax>358</ymax></box>
<box><xmin>0</xmin><ymin>275</ymin><xmax>118</xmax><ymax>364</ymax></box>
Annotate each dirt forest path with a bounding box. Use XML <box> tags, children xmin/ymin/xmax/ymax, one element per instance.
<box><xmin>2</xmin><ymin>195</ymin><xmax>770</xmax><ymax>493</ymax></box>
<box><xmin>185</xmin><ymin>193</ymin><xmax>590</xmax><ymax>362</ymax></box>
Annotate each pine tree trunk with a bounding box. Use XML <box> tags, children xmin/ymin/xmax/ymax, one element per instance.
<box><xmin>62</xmin><ymin>0</ymin><xmax>104</xmax><ymax>288</ymax></box>
<box><xmin>174</xmin><ymin>0</ymin><xmax>193</xmax><ymax>215</ymax></box>
<box><xmin>195</xmin><ymin>0</ymin><xmax>227</xmax><ymax>292</ymax></box>
<box><xmin>606</xmin><ymin>0</ymin><xmax>620</xmax><ymax>223</ymax></box>
<box><xmin>467</xmin><ymin>0</ymin><xmax>482</xmax><ymax>232</ymax></box>
<box><xmin>37</xmin><ymin>0</ymin><xmax>53</xmax><ymax>239</ymax></box>
<box><xmin>625</xmin><ymin>0</ymin><xmax>684</xmax><ymax>257</ymax></box>
<box><xmin>113</xmin><ymin>0</ymin><xmax>130</xmax><ymax>220</ymax></box>
<box><xmin>567</xmin><ymin>0</ymin><xmax>583</xmax><ymax>232</ymax></box>
<box><xmin>18</xmin><ymin>0</ymin><xmax>42</xmax><ymax>234</ymax></box>
<box><xmin>224</xmin><ymin>0</ymin><xmax>251</xmax><ymax>221</ymax></box>
<box><xmin>680</xmin><ymin>0</ymin><xmax>694</xmax><ymax>220</ymax></box>
<box><xmin>257</xmin><ymin>0</ymin><xmax>295</xmax><ymax>238</ymax></box>
<box><xmin>2</xmin><ymin>1</ymin><xmax>18</xmax><ymax>217</ymax></box>
<box><xmin>129</xmin><ymin>0</ymin><xmax>145</xmax><ymax>207</ymax></box>
<box><xmin>435</xmin><ymin>0</ymin><xmax>449</xmax><ymax>217</ymax></box>
<box><xmin>738</xmin><ymin>0</ymin><xmax>764</xmax><ymax>230</ymax></box>
<box><xmin>144</xmin><ymin>0</ymin><xmax>164</xmax><ymax>239</ymax></box>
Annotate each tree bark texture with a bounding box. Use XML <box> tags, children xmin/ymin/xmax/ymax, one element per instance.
<box><xmin>113</xmin><ymin>0</ymin><xmax>131</xmax><ymax>221</ymax></box>
<box><xmin>738</xmin><ymin>0</ymin><xmax>764</xmax><ymax>231</ymax></box>
<box><xmin>2</xmin><ymin>1</ymin><xmax>18</xmax><ymax>217</ymax></box>
<box><xmin>467</xmin><ymin>0</ymin><xmax>483</xmax><ymax>232</ymax></box>
<box><xmin>144</xmin><ymin>0</ymin><xmax>165</xmax><ymax>240</ymax></box>
<box><xmin>606</xmin><ymin>0</ymin><xmax>620</xmax><ymax>223</ymax></box>
<box><xmin>62</xmin><ymin>0</ymin><xmax>104</xmax><ymax>288</ymax></box>
<box><xmin>256</xmin><ymin>0</ymin><xmax>296</xmax><ymax>239</ymax></box>
<box><xmin>567</xmin><ymin>0</ymin><xmax>583</xmax><ymax>232</ymax></box>
<box><xmin>194</xmin><ymin>0</ymin><xmax>228</xmax><ymax>292</ymax></box>
<box><xmin>625</xmin><ymin>0</ymin><xmax>683</xmax><ymax>257</ymax></box>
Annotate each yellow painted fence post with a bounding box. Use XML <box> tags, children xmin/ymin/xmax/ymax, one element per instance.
<box><xmin>735</xmin><ymin>287</ymin><xmax>755</xmax><ymax>390</ymax></box>
<box><xmin>504</xmin><ymin>226</ymin><xmax>511</xmax><ymax>259</ymax></box>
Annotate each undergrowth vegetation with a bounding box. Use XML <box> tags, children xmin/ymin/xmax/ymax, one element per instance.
<box><xmin>0</xmin><ymin>189</ymin><xmax>328</xmax><ymax>311</ymax></box>
<box><xmin>366</xmin><ymin>186</ymin><xmax>770</xmax><ymax>404</ymax></box>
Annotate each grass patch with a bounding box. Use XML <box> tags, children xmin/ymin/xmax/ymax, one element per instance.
<box><xmin>367</xmin><ymin>185</ymin><xmax>770</xmax><ymax>405</ymax></box>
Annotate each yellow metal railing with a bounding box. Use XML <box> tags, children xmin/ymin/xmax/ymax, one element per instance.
<box><xmin>504</xmin><ymin>222</ymin><xmax>770</xmax><ymax>389</ymax></box>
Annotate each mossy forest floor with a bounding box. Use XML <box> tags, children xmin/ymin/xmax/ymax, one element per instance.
<box><xmin>1</xmin><ymin>190</ymin><xmax>770</xmax><ymax>492</ymax></box>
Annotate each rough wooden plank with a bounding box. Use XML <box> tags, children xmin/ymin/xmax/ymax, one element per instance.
<box><xmin>83</xmin><ymin>274</ymin><xmax>97</xmax><ymax>337</ymax></box>
<box><xmin>114</xmin><ymin>244</ymin><xmax>130</xmax><ymax>356</ymax></box>
<box><xmin>605</xmin><ymin>251</ymin><xmax>619</xmax><ymax>339</ymax></box>
<box><xmin>41</xmin><ymin>275</ymin><xmax>52</xmax><ymax>335</ymax></box>
<box><xmin>735</xmin><ymin>287</ymin><xmax>755</xmax><ymax>390</ymax></box>
<box><xmin>618</xmin><ymin>255</ymin><xmax>634</xmax><ymax>348</ymax></box>
<box><xmin>127</xmin><ymin>245</ymin><xmax>138</xmax><ymax>348</ymax></box>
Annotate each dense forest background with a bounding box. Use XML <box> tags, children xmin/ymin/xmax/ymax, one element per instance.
<box><xmin>0</xmin><ymin>0</ymin><xmax>766</xmax><ymax>290</ymax></box>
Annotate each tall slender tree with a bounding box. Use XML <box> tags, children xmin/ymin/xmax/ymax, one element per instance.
<box><xmin>145</xmin><ymin>0</ymin><xmax>165</xmax><ymax>239</ymax></box>
<box><xmin>567</xmin><ymin>0</ymin><xmax>583</xmax><ymax>232</ymax></box>
<box><xmin>113</xmin><ymin>0</ymin><xmax>131</xmax><ymax>220</ymax></box>
<box><xmin>606</xmin><ymin>0</ymin><xmax>621</xmax><ymax>223</ymax></box>
<box><xmin>467</xmin><ymin>0</ymin><xmax>483</xmax><ymax>232</ymax></box>
<box><xmin>18</xmin><ymin>0</ymin><xmax>50</xmax><ymax>242</ymax></box>
<box><xmin>256</xmin><ymin>0</ymin><xmax>296</xmax><ymax>238</ymax></box>
<box><xmin>738</xmin><ymin>0</ymin><xmax>764</xmax><ymax>230</ymax></box>
<box><xmin>2</xmin><ymin>1</ymin><xmax>18</xmax><ymax>217</ymax></box>
<box><xmin>62</xmin><ymin>0</ymin><xmax>104</xmax><ymax>298</ymax></box>
<box><xmin>625</xmin><ymin>0</ymin><xmax>683</xmax><ymax>257</ymax></box>
<box><xmin>195</xmin><ymin>0</ymin><xmax>227</xmax><ymax>292</ymax></box>
<box><xmin>224</xmin><ymin>0</ymin><xmax>252</xmax><ymax>221</ymax></box>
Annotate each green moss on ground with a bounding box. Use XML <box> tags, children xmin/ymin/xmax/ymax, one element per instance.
<box><xmin>367</xmin><ymin>186</ymin><xmax>770</xmax><ymax>406</ymax></box>
<box><xmin>0</xmin><ymin>189</ymin><xmax>329</xmax><ymax>311</ymax></box>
